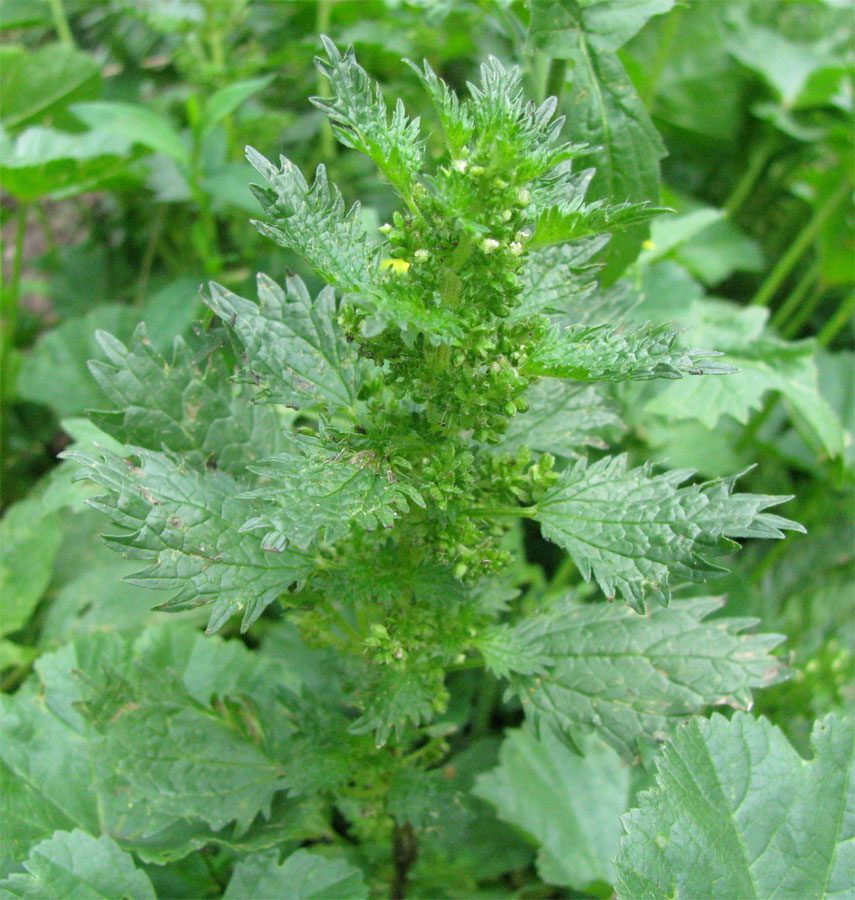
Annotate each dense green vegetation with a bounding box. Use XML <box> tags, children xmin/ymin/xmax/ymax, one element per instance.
<box><xmin>1</xmin><ymin>2</ymin><xmax>852</xmax><ymax>899</ymax></box>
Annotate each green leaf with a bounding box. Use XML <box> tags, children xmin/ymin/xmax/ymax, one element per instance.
<box><xmin>644</xmin><ymin>298</ymin><xmax>846</xmax><ymax>458</ymax></box>
<box><xmin>200</xmin><ymin>75</ymin><xmax>274</xmax><ymax>136</ymax></box>
<box><xmin>497</xmin><ymin>381</ymin><xmax>622</xmax><ymax>457</ymax></box>
<box><xmin>533</xmin><ymin>455</ymin><xmax>804</xmax><ymax>609</ymax></box>
<box><xmin>63</xmin><ymin>446</ymin><xmax>315</xmax><ymax>634</ymax></box>
<box><xmin>615</xmin><ymin>712</ymin><xmax>855</xmax><ymax>900</ymax></box>
<box><xmin>0</xmin><ymin>830</ymin><xmax>156</xmax><ymax>900</ymax></box>
<box><xmin>224</xmin><ymin>848</ymin><xmax>368</xmax><ymax>900</ymax></box>
<box><xmin>0</xmin><ymin>496</ymin><xmax>64</xmax><ymax>638</ymax></box>
<box><xmin>525</xmin><ymin>321</ymin><xmax>734</xmax><ymax>383</ymax></box>
<box><xmin>0</xmin><ymin>2</ymin><xmax>51</xmax><ymax>31</ymax></box>
<box><xmin>528</xmin><ymin>0</ymin><xmax>672</xmax><ymax>279</ymax></box>
<box><xmin>528</xmin><ymin>199</ymin><xmax>668</xmax><ymax>252</ymax></box>
<box><xmin>246</xmin><ymin>147</ymin><xmax>376</xmax><ymax>293</ymax></box>
<box><xmin>475</xmin><ymin>728</ymin><xmax>629</xmax><ymax>891</ymax></box>
<box><xmin>87</xmin><ymin>324</ymin><xmax>291</xmax><ymax>475</ymax></box>
<box><xmin>71</xmin><ymin>101</ymin><xmax>189</xmax><ymax>165</ymax></box>
<box><xmin>0</xmin><ymin>126</ymin><xmax>134</xmax><ymax>201</ymax></box>
<box><xmin>205</xmin><ymin>273</ymin><xmax>366</xmax><ymax>410</ymax></box>
<box><xmin>505</xmin><ymin>596</ymin><xmax>788</xmax><ymax>758</ymax></box>
<box><xmin>240</xmin><ymin>434</ymin><xmax>424</xmax><ymax>552</ymax></box>
<box><xmin>313</xmin><ymin>36</ymin><xmax>424</xmax><ymax>197</ymax></box>
<box><xmin>0</xmin><ymin>44</ymin><xmax>100</xmax><ymax>131</ymax></box>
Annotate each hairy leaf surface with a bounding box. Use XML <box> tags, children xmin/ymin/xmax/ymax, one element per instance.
<box><xmin>534</xmin><ymin>455</ymin><xmax>803</xmax><ymax>608</ymax></box>
<box><xmin>65</xmin><ymin>446</ymin><xmax>315</xmax><ymax>633</ymax></box>
<box><xmin>505</xmin><ymin>596</ymin><xmax>787</xmax><ymax>757</ymax></box>
<box><xmin>616</xmin><ymin>712</ymin><xmax>855</xmax><ymax>899</ymax></box>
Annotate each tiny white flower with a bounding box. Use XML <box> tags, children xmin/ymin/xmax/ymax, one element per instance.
<box><xmin>501</xmin><ymin>209</ymin><xmax>513</xmax><ymax>222</ymax></box>
<box><xmin>509</xmin><ymin>241</ymin><xmax>523</xmax><ymax>256</ymax></box>
<box><xmin>481</xmin><ymin>238</ymin><xmax>500</xmax><ymax>253</ymax></box>
<box><xmin>378</xmin><ymin>222</ymin><xmax>393</xmax><ymax>234</ymax></box>
<box><xmin>451</xmin><ymin>159</ymin><xmax>468</xmax><ymax>173</ymax></box>
<box><xmin>517</xmin><ymin>188</ymin><xmax>531</xmax><ymax>205</ymax></box>
<box><xmin>414</xmin><ymin>249</ymin><xmax>430</xmax><ymax>262</ymax></box>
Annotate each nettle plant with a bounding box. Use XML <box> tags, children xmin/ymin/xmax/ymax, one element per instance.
<box><xmin>10</xmin><ymin>39</ymin><xmax>848</xmax><ymax>900</ymax></box>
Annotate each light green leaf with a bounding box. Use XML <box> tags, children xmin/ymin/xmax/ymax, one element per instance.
<box><xmin>313</xmin><ymin>36</ymin><xmax>423</xmax><ymax>197</ymax></box>
<box><xmin>616</xmin><ymin>712</ymin><xmax>855</xmax><ymax>900</ymax></box>
<box><xmin>0</xmin><ymin>830</ymin><xmax>156</xmax><ymax>900</ymax></box>
<box><xmin>0</xmin><ymin>126</ymin><xmax>133</xmax><ymax>200</ymax></box>
<box><xmin>0</xmin><ymin>44</ymin><xmax>100</xmax><ymax>130</ymax></box>
<box><xmin>644</xmin><ymin>299</ymin><xmax>846</xmax><ymax>458</ymax></box>
<box><xmin>533</xmin><ymin>455</ymin><xmax>804</xmax><ymax>609</ymax></box>
<box><xmin>200</xmin><ymin>75</ymin><xmax>274</xmax><ymax>136</ymax></box>
<box><xmin>71</xmin><ymin>101</ymin><xmax>189</xmax><ymax>165</ymax></box>
<box><xmin>475</xmin><ymin>728</ymin><xmax>629</xmax><ymax>891</ymax></box>
<box><xmin>524</xmin><ymin>322</ymin><xmax>733</xmax><ymax>383</ymax></box>
<box><xmin>205</xmin><ymin>273</ymin><xmax>367</xmax><ymax>410</ymax></box>
<box><xmin>63</xmin><ymin>446</ymin><xmax>315</xmax><ymax>634</ymax></box>
<box><xmin>638</xmin><ymin>208</ymin><xmax>724</xmax><ymax>266</ymax></box>
<box><xmin>504</xmin><ymin>596</ymin><xmax>788</xmax><ymax>758</ymax></box>
<box><xmin>224</xmin><ymin>848</ymin><xmax>368</xmax><ymax>900</ymax></box>
<box><xmin>0</xmin><ymin>496</ymin><xmax>65</xmax><ymax>638</ymax></box>
<box><xmin>87</xmin><ymin>323</ymin><xmax>291</xmax><ymax>475</ymax></box>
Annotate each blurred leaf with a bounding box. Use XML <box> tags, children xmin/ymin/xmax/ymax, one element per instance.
<box><xmin>223</xmin><ymin>849</ymin><xmax>368</xmax><ymax>900</ymax></box>
<box><xmin>0</xmin><ymin>1</ymin><xmax>51</xmax><ymax>30</ymax></box>
<box><xmin>71</xmin><ymin>101</ymin><xmax>190</xmax><ymax>166</ymax></box>
<box><xmin>1</xmin><ymin>830</ymin><xmax>156</xmax><ymax>899</ymax></box>
<box><xmin>616</xmin><ymin>712</ymin><xmax>855</xmax><ymax>900</ymax></box>
<box><xmin>201</xmin><ymin>75</ymin><xmax>274</xmax><ymax>136</ymax></box>
<box><xmin>0</xmin><ymin>126</ymin><xmax>134</xmax><ymax>200</ymax></box>
<box><xmin>475</xmin><ymin>728</ymin><xmax>629</xmax><ymax>892</ymax></box>
<box><xmin>638</xmin><ymin>208</ymin><xmax>724</xmax><ymax>265</ymax></box>
<box><xmin>0</xmin><ymin>44</ymin><xmax>100</xmax><ymax>131</ymax></box>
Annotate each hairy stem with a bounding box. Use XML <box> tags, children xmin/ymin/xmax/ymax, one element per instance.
<box><xmin>48</xmin><ymin>0</ymin><xmax>74</xmax><ymax>47</ymax></box>
<box><xmin>317</xmin><ymin>0</ymin><xmax>336</xmax><ymax>162</ymax></box>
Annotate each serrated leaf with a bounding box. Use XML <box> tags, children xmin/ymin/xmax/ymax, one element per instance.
<box><xmin>240</xmin><ymin>435</ymin><xmax>424</xmax><ymax>551</ymax></box>
<box><xmin>615</xmin><ymin>712</ymin><xmax>855</xmax><ymax>900</ymax></box>
<box><xmin>475</xmin><ymin>728</ymin><xmax>629</xmax><ymax>891</ymax></box>
<box><xmin>525</xmin><ymin>322</ymin><xmax>733</xmax><ymax>383</ymax></box>
<box><xmin>534</xmin><ymin>455</ymin><xmax>803</xmax><ymax>609</ymax></box>
<box><xmin>498</xmin><ymin>380</ymin><xmax>622</xmax><ymax>458</ymax></box>
<box><xmin>0</xmin><ymin>830</ymin><xmax>156</xmax><ymax>900</ymax></box>
<box><xmin>313</xmin><ymin>36</ymin><xmax>424</xmax><ymax>196</ymax></box>
<box><xmin>87</xmin><ymin>323</ymin><xmax>289</xmax><ymax>474</ymax></box>
<box><xmin>475</xmin><ymin>623</ymin><xmax>547</xmax><ymax>680</ymax></box>
<box><xmin>246</xmin><ymin>147</ymin><xmax>375</xmax><ymax>293</ymax></box>
<box><xmin>224</xmin><ymin>848</ymin><xmax>368</xmax><ymax>900</ymax></box>
<box><xmin>528</xmin><ymin>0</ymin><xmax>672</xmax><ymax>279</ymax></box>
<box><xmin>63</xmin><ymin>446</ymin><xmax>315</xmax><ymax>634</ymax></box>
<box><xmin>528</xmin><ymin>199</ymin><xmax>668</xmax><ymax>253</ymax></box>
<box><xmin>506</xmin><ymin>596</ymin><xmax>788</xmax><ymax>758</ymax></box>
<box><xmin>204</xmin><ymin>273</ymin><xmax>366</xmax><ymax>410</ymax></box>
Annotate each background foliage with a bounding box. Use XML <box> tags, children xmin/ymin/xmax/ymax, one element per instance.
<box><xmin>1</xmin><ymin>1</ymin><xmax>852</xmax><ymax>898</ymax></box>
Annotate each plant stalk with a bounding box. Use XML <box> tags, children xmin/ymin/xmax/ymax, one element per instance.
<box><xmin>781</xmin><ymin>281</ymin><xmax>826</xmax><ymax>338</ymax></box>
<box><xmin>391</xmin><ymin>821</ymin><xmax>417</xmax><ymax>900</ymax></box>
<box><xmin>724</xmin><ymin>134</ymin><xmax>777</xmax><ymax>218</ymax></box>
<box><xmin>750</xmin><ymin>177</ymin><xmax>851</xmax><ymax>307</ymax></box>
<box><xmin>48</xmin><ymin>0</ymin><xmax>74</xmax><ymax>47</ymax></box>
<box><xmin>317</xmin><ymin>0</ymin><xmax>336</xmax><ymax>162</ymax></box>
<box><xmin>770</xmin><ymin>259</ymin><xmax>820</xmax><ymax>331</ymax></box>
<box><xmin>1</xmin><ymin>202</ymin><xmax>29</xmax><ymax>396</ymax></box>
<box><xmin>817</xmin><ymin>291</ymin><xmax>854</xmax><ymax>347</ymax></box>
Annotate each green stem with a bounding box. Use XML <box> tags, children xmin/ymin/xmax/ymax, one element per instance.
<box><xmin>770</xmin><ymin>259</ymin><xmax>820</xmax><ymax>331</ymax></box>
<box><xmin>640</xmin><ymin>5</ymin><xmax>683</xmax><ymax>107</ymax></box>
<box><xmin>817</xmin><ymin>291</ymin><xmax>854</xmax><ymax>347</ymax></box>
<box><xmin>471</xmin><ymin>672</ymin><xmax>499</xmax><ymax>737</ymax></box>
<box><xmin>47</xmin><ymin>0</ymin><xmax>74</xmax><ymax>47</ymax></box>
<box><xmin>750</xmin><ymin>177</ymin><xmax>851</xmax><ymax>307</ymax></box>
<box><xmin>781</xmin><ymin>281</ymin><xmax>826</xmax><ymax>338</ymax></box>
<box><xmin>317</xmin><ymin>0</ymin><xmax>336</xmax><ymax>162</ymax></box>
<box><xmin>1</xmin><ymin>202</ymin><xmax>29</xmax><ymax>394</ymax></box>
<box><xmin>135</xmin><ymin>205</ymin><xmax>167</xmax><ymax>304</ymax></box>
<box><xmin>724</xmin><ymin>134</ymin><xmax>777</xmax><ymax>217</ymax></box>
<box><xmin>544</xmin><ymin>58</ymin><xmax>567</xmax><ymax>105</ymax></box>
<box><xmin>33</xmin><ymin>204</ymin><xmax>58</xmax><ymax>256</ymax></box>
